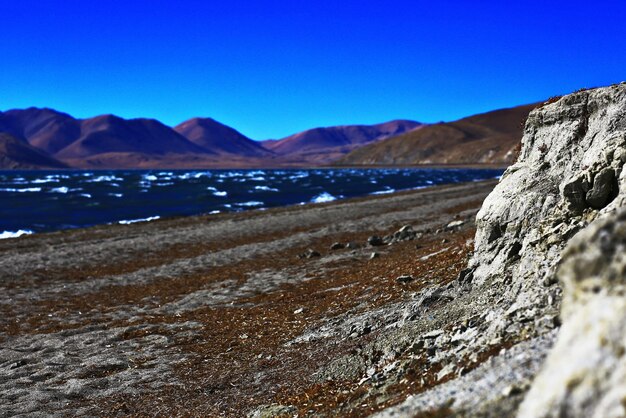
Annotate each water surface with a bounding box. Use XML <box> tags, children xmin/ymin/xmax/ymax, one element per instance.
<box><xmin>0</xmin><ymin>168</ymin><xmax>502</xmax><ymax>237</ymax></box>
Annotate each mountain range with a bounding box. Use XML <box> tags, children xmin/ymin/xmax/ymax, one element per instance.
<box><xmin>0</xmin><ymin>103</ymin><xmax>536</xmax><ymax>169</ymax></box>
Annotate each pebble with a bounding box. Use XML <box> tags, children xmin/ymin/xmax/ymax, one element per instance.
<box><xmin>370</xmin><ymin>252</ymin><xmax>380</xmax><ymax>259</ymax></box>
<box><xmin>423</xmin><ymin>329</ymin><xmax>444</xmax><ymax>339</ymax></box>
<box><xmin>446</xmin><ymin>220</ymin><xmax>466</xmax><ymax>230</ymax></box>
<box><xmin>368</xmin><ymin>235</ymin><xmax>384</xmax><ymax>246</ymax></box>
<box><xmin>396</xmin><ymin>275</ymin><xmax>414</xmax><ymax>284</ymax></box>
<box><xmin>330</xmin><ymin>242</ymin><xmax>344</xmax><ymax>250</ymax></box>
<box><xmin>302</xmin><ymin>249</ymin><xmax>321</xmax><ymax>258</ymax></box>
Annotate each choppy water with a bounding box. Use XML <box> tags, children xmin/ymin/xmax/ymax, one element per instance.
<box><xmin>0</xmin><ymin>168</ymin><xmax>502</xmax><ymax>237</ymax></box>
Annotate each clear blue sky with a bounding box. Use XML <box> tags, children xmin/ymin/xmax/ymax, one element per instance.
<box><xmin>1</xmin><ymin>1</ymin><xmax>625</xmax><ymax>139</ymax></box>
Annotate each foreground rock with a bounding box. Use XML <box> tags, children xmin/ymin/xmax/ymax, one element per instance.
<box><xmin>470</xmin><ymin>83</ymin><xmax>626</xmax><ymax>340</ymax></box>
<box><xmin>378</xmin><ymin>83</ymin><xmax>626</xmax><ymax>416</ymax></box>
<box><xmin>519</xmin><ymin>209</ymin><xmax>626</xmax><ymax>418</ymax></box>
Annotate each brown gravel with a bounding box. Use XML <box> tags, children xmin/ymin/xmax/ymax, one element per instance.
<box><xmin>0</xmin><ymin>180</ymin><xmax>497</xmax><ymax>417</ymax></box>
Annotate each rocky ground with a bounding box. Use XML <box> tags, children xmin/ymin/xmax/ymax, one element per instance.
<box><xmin>1</xmin><ymin>179</ymin><xmax>526</xmax><ymax>417</ymax></box>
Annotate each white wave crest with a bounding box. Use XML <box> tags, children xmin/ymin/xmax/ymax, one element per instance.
<box><xmin>118</xmin><ymin>216</ymin><xmax>161</xmax><ymax>225</ymax></box>
<box><xmin>0</xmin><ymin>230</ymin><xmax>34</xmax><ymax>239</ymax></box>
<box><xmin>254</xmin><ymin>185</ymin><xmax>279</xmax><ymax>192</ymax></box>
<box><xmin>311</xmin><ymin>192</ymin><xmax>337</xmax><ymax>203</ymax></box>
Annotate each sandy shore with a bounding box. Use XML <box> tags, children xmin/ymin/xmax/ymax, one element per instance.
<box><xmin>0</xmin><ymin>179</ymin><xmax>498</xmax><ymax>417</ymax></box>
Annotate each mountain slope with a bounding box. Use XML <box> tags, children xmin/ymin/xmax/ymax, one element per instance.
<box><xmin>0</xmin><ymin>108</ymin><xmax>80</xmax><ymax>154</ymax></box>
<box><xmin>174</xmin><ymin>118</ymin><xmax>272</xmax><ymax>157</ymax></box>
<box><xmin>55</xmin><ymin>115</ymin><xmax>210</xmax><ymax>160</ymax></box>
<box><xmin>266</xmin><ymin>120</ymin><xmax>422</xmax><ymax>155</ymax></box>
<box><xmin>337</xmin><ymin>104</ymin><xmax>537</xmax><ymax>166</ymax></box>
<box><xmin>0</xmin><ymin>133</ymin><xmax>67</xmax><ymax>169</ymax></box>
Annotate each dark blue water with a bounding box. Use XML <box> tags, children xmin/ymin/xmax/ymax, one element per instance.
<box><xmin>0</xmin><ymin>168</ymin><xmax>502</xmax><ymax>237</ymax></box>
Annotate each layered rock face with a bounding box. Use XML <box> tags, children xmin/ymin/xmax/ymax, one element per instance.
<box><xmin>469</xmin><ymin>84</ymin><xmax>626</xmax><ymax>339</ymax></box>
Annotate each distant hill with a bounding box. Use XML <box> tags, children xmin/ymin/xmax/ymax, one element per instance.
<box><xmin>55</xmin><ymin>114</ymin><xmax>208</xmax><ymax>160</ymax></box>
<box><xmin>264</xmin><ymin>120</ymin><xmax>422</xmax><ymax>163</ymax></box>
<box><xmin>0</xmin><ymin>133</ymin><xmax>67</xmax><ymax>169</ymax></box>
<box><xmin>0</xmin><ymin>108</ymin><xmax>80</xmax><ymax>155</ymax></box>
<box><xmin>337</xmin><ymin>104</ymin><xmax>537</xmax><ymax>166</ymax></box>
<box><xmin>0</xmin><ymin>109</ymin><xmax>216</xmax><ymax>168</ymax></box>
<box><xmin>174</xmin><ymin>117</ymin><xmax>272</xmax><ymax>157</ymax></box>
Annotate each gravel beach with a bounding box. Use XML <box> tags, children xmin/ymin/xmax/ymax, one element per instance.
<box><xmin>1</xmin><ymin>179</ymin><xmax>500</xmax><ymax>417</ymax></box>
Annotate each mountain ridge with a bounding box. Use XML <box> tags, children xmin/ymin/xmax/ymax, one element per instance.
<box><xmin>0</xmin><ymin>104</ymin><xmax>535</xmax><ymax>169</ymax></box>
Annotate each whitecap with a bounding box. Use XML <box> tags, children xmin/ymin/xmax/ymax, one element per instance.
<box><xmin>253</xmin><ymin>185</ymin><xmax>279</xmax><ymax>192</ymax></box>
<box><xmin>31</xmin><ymin>178</ymin><xmax>59</xmax><ymax>184</ymax></box>
<box><xmin>0</xmin><ymin>230</ymin><xmax>34</xmax><ymax>239</ymax></box>
<box><xmin>311</xmin><ymin>192</ymin><xmax>337</xmax><ymax>203</ymax></box>
<box><xmin>370</xmin><ymin>188</ymin><xmax>395</xmax><ymax>195</ymax></box>
<box><xmin>209</xmin><ymin>210</ymin><xmax>221</xmax><ymax>214</ymax></box>
<box><xmin>85</xmin><ymin>175</ymin><xmax>123</xmax><ymax>183</ymax></box>
<box><xmin>118</xmin><ymin>216</ymin><xmax>160</xmax><ymax>225</ymax></box>
<box><xmin>235</xmin><ymin>201</ymin><xmax>264</xmax><ymax>207</ymax></box>
<box><xmin>50</xmin><ymin>187</ymin><xmax>69</xmax><ymax>194</ymax></box>
<box><xmin>289</xmin><ymin>172</ymin><xmax>309</xmax><ymax>180</ymax></box>
<box><xmin>213</xmin><ymin>191</ymin><xmax>227</xmax><ymax>197</ymax></box>
<box><xmin>0</xmin><ymin>187</ymin><xmax>42</xmax><ymax>193</ymax></box>
<box><xmin>110</xmin><ymin>193</ymin><xmax>123</xmax><ymax>198</ymax></box>
<box><xmin>142</xmin><ymin>174</ymin><xmax>158</xmax><ymax>181</ymax></box>
<box><xmin>80</xmin><ymin>193</ymin><xmax>92</xmax><ymax>198</ymax></box>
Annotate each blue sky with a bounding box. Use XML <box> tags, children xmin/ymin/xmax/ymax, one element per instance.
<box><xmin>1</xmin><ymin>1</ymin><xmax>625</xmax><ymax>139</ymax></box>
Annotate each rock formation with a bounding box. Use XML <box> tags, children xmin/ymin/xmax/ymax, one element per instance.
<box><xmin>467</xmin><ymin>84</ymin><xmax>626</xmax><ymax>415</ymax></box>
<box><xmin>376</xmin><ymin>83</ymin><xmax>626</xmax><ymax>417</ymax></box>
<box><xmin>469</xmin><ymin>83</ymin><xmax>626</xmax><ymax>343</ymax></box>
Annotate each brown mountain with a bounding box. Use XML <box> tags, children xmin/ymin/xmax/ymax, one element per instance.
<box><xmin>264</xmin><ymin>120</ymin><xmax>422</xmax><ymax>163</ymax></box>
<box><xmin>174</xmin><ymin>117</ymin><xmax>272</xmax><ymax>157</ymax></box>
<box><xmin>0</xmin><ymin>133</ymin><xmax>67</xmax><ymax>169</ymax></box>
<box><xmin>55</xmin><ymin>114</ymin><xmax>209</xmax><ymax>160</ymax></box>
<box><xmin>337</xmin><ymin>104</ymin><xmax>537</xmax><ymax>166</ymax></box>
<box><xmin>0</xmin><ymin>108</ymin><xmax>80</xmax><ymax>154</ymax></box>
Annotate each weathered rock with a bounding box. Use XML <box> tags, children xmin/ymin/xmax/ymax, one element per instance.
<box><xmin>468</xmin><ymin>84</ymin><xmax>626</xmax><ymax>344</ymax></box>
<box><xmin>330</xmin><ymin>242</ymin><xmax>344</xmax><ymax>250</ymax></box>
<box><xmin>446</xmin><ymin>220</ymin><xmax>465</xmax><ymax>230</ymax></box>
<box><xmin>301</xmin><ymin>249</ymin><xmax>321</xmax><ymax>258</ymax></box>
<box><xmin>368</xmin><ymin>235</ymin><xmax>385</xmax><ymax>246</ymax></box>
<box><xmin>562</xmin><ymin>175</ymin><xmax>590</xmax><ymax>214</ymax></box>
<box><xmin>376</xmin><ymin>84</ymin><xmax>626</xmax><ymax>417</ymax></box>
<box><xmin>518</xmin><ymin>208</ymin><xmax>626</xmax><ymax>418</ymax></box>
<box><xmin>346</xmin><ymin>241</ymin><xmax>361</xmax><ymax>249</ymax></box>
<box><xmin>396</xmin><ymin>275</ymin><xmax>414</xmax><ymax>284</ymax></box>
<box><xmin>585</xmin><ymin>167</ymin><xmax>616</xmax><ymax>209</ymax></box>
